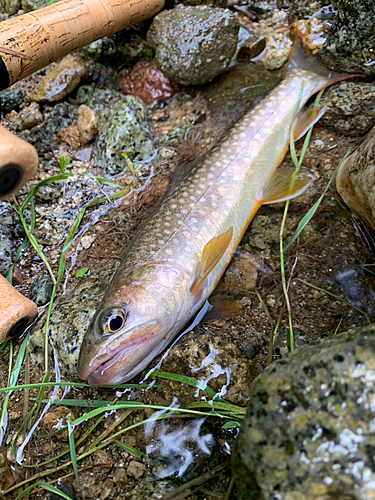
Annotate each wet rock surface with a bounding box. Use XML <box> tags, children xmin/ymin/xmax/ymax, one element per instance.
<box><xmin>286</xmin><ymin>0</ymin><xmax>334</xmax><ymax>23</ymax></box>
<box><xmin>117</xmin><ymin>61</ymin><xmax>180</xmax><ymax>105</ymax></box>
<box><xmin>16</xmin><ymin>101</ymin><xmax>43</xmax><ymax>130</ymax></box>
<box><xmin>233</xmin><ymin>324</ymin><xmax>375</xmax><ymax>499</ymax></box>
<box><xmin>319</xmin><ymin>82</ymin><xmax>375</xmax><ymax>137</ymax></box>
<box><xmin>28</xmin><ymin>270</ymin><xmax>54</xmax><ymax>306</ymax></box>
<box><xmin>336</xmin><ymin>124</ymin><xmax>375</xmax><ymax>231</ymax></box>
<box><xmin>320</xmin><ymin>0</ymin><xmax>375</xmax><ymax>76</ymax></box>
<box><xmin>30</xmin><ymin>55</ymin><xmax>88</xmax><ymax>103</ymax></box>
<box><xmin>29</xmin><ymin>263</ymin><xmax>117</xmax><ymax>376</ymax></box>
<box><xmin>147</xmin><ymin>5</ymin><xmax>240</xmax><ymax>86</ymax></box>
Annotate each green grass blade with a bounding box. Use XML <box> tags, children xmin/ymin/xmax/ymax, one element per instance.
<box><xmin>0</xmin><ymin>381</ymin><xmax>148</xmax><ymax>392</ymax></box>
<box><xmin>0</xmin><ymin>334</ymin><xmax>29</xmax><ymax>445</ymax></box>
<box><xmin>222</xmin><ymin>421</ymin><xmax>241</xmax><ymax>429</ymax></box>
<box><xmin>67</xmin><ymin>415</ymin><xmax>79</xmax><ymax>483</ymax></box>
<box><xmin>149</xmin><ymin>370</ymin><xmax>217</xmax><ymax>399</ymax></box>
<box><xmin>14</xmin><ymin>482</ymin><xmax>73</xmax><ymax>500</ymax></box>
<box><xmin>186</xmin><ymin>401</ymin><xmax>246</xmax><ymax>415</ymax></box>
<box><xmin>284</xmin><ymin>148</ymin><xmax>352</xmax><ymax>253</ymax></box>
<box><xmin>115</xmin><ymin>440</ymin><xmax>146</xmax><ymax>459</ymax></box>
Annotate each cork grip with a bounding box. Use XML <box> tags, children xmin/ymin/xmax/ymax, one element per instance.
<box><xmin>0</xmin><ymin>274</ymin><xmax>38</xmax><ymax>341</ymax></box>
<box><xmin>0</xmin><ymin>124</ymin><xmax>38</xmax><ymax>199</ymax></box>
<box><xmin>0</xmin><ymin>0</ymin><xmax>164</xmax><ymax>90</ymax></box>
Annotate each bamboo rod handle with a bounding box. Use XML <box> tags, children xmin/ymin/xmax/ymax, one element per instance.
<box><xmin>0</xmin><ymin>124</ymin><xmax>38</xmax><ymax>199</ymax></box>
<box><xmin>0</xmin><ymin>0</ymin><xmax>164</xmax><ymax>90</ymax></box>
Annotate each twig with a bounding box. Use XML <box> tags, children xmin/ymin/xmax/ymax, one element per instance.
<box><xmin>161</xmin><ymin>461</ymin><xmax>230</xmax><ymax>500</ymax></box>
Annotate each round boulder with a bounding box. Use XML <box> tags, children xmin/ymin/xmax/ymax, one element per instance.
<box><xmin>233</xmin><ymin>324</ymin><xmax>375</xmax><ymax>499</ymax></box>
<box><xmin>146</xmin><ymin>5</ymin><xmax>240</xmax><ymax>86</ymax></box>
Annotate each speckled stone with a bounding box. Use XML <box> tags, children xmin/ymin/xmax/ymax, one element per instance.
<box><xmin>0</xmin><ymin>202</ymin><xmax>13</xmax><ymax>277</ymax></box>
<box><xmin>28</xmin><ymin>263</ymin><xmax>117</xmax><ymax>378</ymax></box>
<box><xmin>320</xmin><ymin>0</ymin><xmax>375</xmax><ymax>76</ymax></box>
<box><xmin>126</xmin><ymin>479</ymin><xmax>175</xmax><ymax>500</ymax></box>
<box><xmin>95</xmin><ymin>96</ymin><xmax>156</xmax><ymax>176</ymax></box>
<box><xmin>0</xmin><ymin>201</ymin><xmax>24</xmax><ymax>277</ymax></box>
<box><xmin>28</xmin><ymin>270</ymin><xmax>54</xmax><ymax>306</ymax></box>
<box><xmin>0</xmin><ymin>0</ymin><xmax>20</xmax><ymax>15</ymax></box>
<box><xmin>260</xmin><ymin>33</ymin><xmax>292</xmax><ymax>70</ymax></box>
<box><xmin>336</xmin><ymin>124</ymin><xmax>375</xmax><ymax>231</ymax></box>
<box><xmin>146</xmin><ymin>5</ymin><xmax>240</xmax><ymax>86</ymax></box>
<box><xmin>76</xmin><ymin>85</ymin><xmax>125</xmax><ymax>116</ymax></box>
<box><xmin>21</xmin><ymin>0</ymin><xmax>47</xmax><ymax>11</ymax></box>
<box><xmin>0</xmin><ymin>87</ymin><xmax>23</xmax><ymax>115</ymax></box>
<box><xmin>233</xmin><ymin>324</ymin><xmax>375</xmax><ymax>499</ymax></box>
<box><xmin>319</xmin><ymin>82</ymin><xmax>375</xmax><ymax>137</ymax></box>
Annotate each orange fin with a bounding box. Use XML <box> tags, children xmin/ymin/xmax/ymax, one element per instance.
<box><xmin>261</xmin><ymin>167</ymin><xmax>313</xmax><ymax>205</ymax></box>
<box><xmin>203</xmin><ymin>295</ymin><xmax>243</xmax><ymax>321</ymax></box>
<box><xmin>292</xmin><ymin>105</ymin><xmax>327</xmax><ymax>141</ymax></box>
<box><xmin>189</xmin><ymin>227</ymin><xmax>233</xmax><ymax>295</ymax></box>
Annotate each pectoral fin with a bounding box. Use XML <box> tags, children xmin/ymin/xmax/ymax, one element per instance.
<box><xmin>261</xmin><ymin>166</ymin><xmax>313</xmax><ymax>205</ymax></box>
<box><xmin>203</xmin><ymin>295</ymin><xmax>243</xmax><ymax>321</ymax></box>
<box><xmin>189</xmin><ymin>227</ymin><xmax>233</xmax><ymax>295</ymax></box>
<box><xmin>292</xmin><ymin>106</ymin><xmax>327</xmax><ymax>141</ymax></box>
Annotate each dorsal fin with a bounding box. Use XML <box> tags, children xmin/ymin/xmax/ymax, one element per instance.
<box><xmin>189</xmin><ymin>227</ymin><xmax>233</xmax><ymax>295</ymax></box>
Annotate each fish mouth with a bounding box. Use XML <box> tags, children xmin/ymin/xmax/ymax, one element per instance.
<box><xmin>84</xmin><ymin>326</ymin><xmax>159</xmax><ymax>386</ymax></box>
<box><xmin>87</xmin><ymin>344</ymin><xmax>140</xmax><ymax>386</ymax></box>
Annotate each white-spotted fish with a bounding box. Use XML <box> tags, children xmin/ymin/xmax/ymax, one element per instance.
<box><xmin>77</xmin><ymin>43</ymin><xmax>355</xmax><ymax>386</ymax></box>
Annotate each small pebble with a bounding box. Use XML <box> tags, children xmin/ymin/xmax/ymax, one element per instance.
<box><xmin>77</xmin><ymin>105</ymin><xmax>99</xmax><ymax>144</ymax></box>
<box><xmin>17</xmin><ymin>102</ymin><xmax>43</xmax><ymax>130</ymax></box>
<box><xmin>312</xmin><ymin>139</ymin><xmax>324</xmax><ymax>149</ymax></box>
<box><xmin>42</xmin><ymin>407</ymin><xmax>79</xmax><ymax>441</ymax></box>
<box><xmin>113</xmin><ymin>467</ymin><xmax>128</xmax><ymax>485</ymax></box>
<box><xmin>127</xmin><ymin>460</ymin><xmax>146</xmax><ymax>479</ymax></box>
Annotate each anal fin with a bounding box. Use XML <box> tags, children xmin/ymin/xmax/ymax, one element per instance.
<box><xmin>189</xmin><ymin>227</ymin><xmax>233</xmax><ymax>296</ymax></box>
<box><xmin>261</xmin><ymin>166</ymin><xmax>313</xmax><ymax>205</ymax></box>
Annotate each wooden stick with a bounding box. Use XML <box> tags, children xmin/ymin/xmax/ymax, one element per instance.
<box><xmin>0</xmin><ymin>0</ymin><xmax>164</xmax><ymax>90</ymax></box>
<box><xmin>0</xmin><ymin>124</ymin><xmax>38</xmax><ymax>199</ymax></box>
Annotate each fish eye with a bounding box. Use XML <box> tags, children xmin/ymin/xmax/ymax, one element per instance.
<box><xmin>98</xmin><ymin>308</ymin><xmax>126</xmax><ymax>335</ymax></box>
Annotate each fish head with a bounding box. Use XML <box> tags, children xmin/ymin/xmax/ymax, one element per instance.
<box><xmin>77</xmin><ymin>274</ymin><xmax>181</xmax><ymax>386</ymax></box>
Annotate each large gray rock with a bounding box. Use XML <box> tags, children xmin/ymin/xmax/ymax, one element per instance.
<box><xmin>320</xmin><ymin>0</ymin><xmax>375</xmax><ymax>76</ymax></box>
<box><xmin>336</xmin><ymin>125</ymin><xmax>375</xmax><ymax>231</ymax></box>
<box><xmin>146</xmin><ymin>5</ymin><xmax>240</xmax><ymax>86</ymax></box>
<box><xmin>233</xmin><ymin>324</ymin><xmax>375</xmax><ymax>499</ymax></box>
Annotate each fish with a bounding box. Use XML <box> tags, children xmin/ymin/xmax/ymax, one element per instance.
<box><xmin>77</xmin><ymin>43</ymin><xmax>355</xmax><ymax>386</ymax></box>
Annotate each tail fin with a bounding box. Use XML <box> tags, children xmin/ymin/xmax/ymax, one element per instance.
<box><xmin>289</xmin><ymin>39</ymin><xmax>364</xmax><ymax>86</ymax></box>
